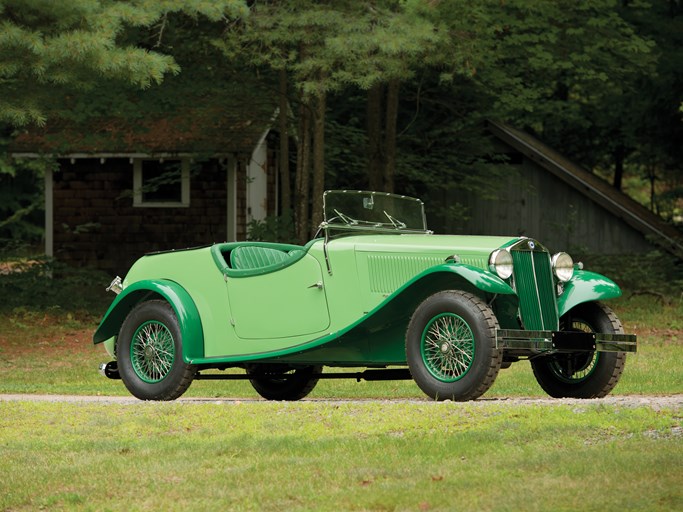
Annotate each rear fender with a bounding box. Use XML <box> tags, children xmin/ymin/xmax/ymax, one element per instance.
<box><xmin>558</xmin><ymin>270</ymin><xmax>622</xmax><ymax>317</ymax></box>
<box><xmin>92</xmin><ymin>279</ymin><xmax>204</xmax><ymax>362</ymax></box>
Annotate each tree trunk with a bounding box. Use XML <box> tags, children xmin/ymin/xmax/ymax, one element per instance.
<box><xmin>612</xmin><ymin>144</ymin><xmax>625</xmax><ymax>191</ymax></box>
<box><xmin>295</xmin><ymin>101</ymin><xmax>311</xmax><ymax>243</ymax></box>
<box><xmin>311</xmin><ymin>92</ymin><xmax>326</xmax><ymax>236</ymax></box>
<box><xmin>278</xmin><ymin>69</ymin><xmax>291</xmax><ymax>212</ymax></box>
<box><xmin>383</xmin><ymin>79</ymin><xmax>399</xmax><ymax>193</ymax></box>
<box><xmin>648</xmin><ymin>164</ymin><xmax>657</xmax><ymax>213</ymax></box>
<box><xmin>366</xmin><ymin>83</ymin><xmax>384</xmax><ymax>191</ymax></box>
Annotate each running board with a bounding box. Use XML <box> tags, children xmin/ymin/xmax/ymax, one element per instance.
<box><xmin>196</xmin><ymin>369</ymin><xmax>413</xmax><ymax>382</ymax></box>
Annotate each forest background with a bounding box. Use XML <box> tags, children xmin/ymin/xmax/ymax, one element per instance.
<box><xmin>0</xmin><ymin>0</ymin><xmax>681</xmax><ymax>251</ymax></box>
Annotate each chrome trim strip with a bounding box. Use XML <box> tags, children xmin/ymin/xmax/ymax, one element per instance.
<box><xmin>529</xmin><ymin>250</ymin><xmax>544</xmax><ymax>329</ymax></box>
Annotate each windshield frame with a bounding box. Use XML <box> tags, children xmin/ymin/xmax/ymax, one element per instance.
<box><xmin>320</xmin><ymin>190</ymin><xmax>431</xmax><ymax>236</ymax></box>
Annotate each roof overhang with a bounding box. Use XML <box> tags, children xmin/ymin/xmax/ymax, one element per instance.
<box><xmin>10</xmin><ymin>152</ymin><xmax>240</xmax><ymax>160</ymax></box>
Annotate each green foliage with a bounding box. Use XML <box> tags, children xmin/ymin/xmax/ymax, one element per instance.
<box><xmin>0</xmin><ymin>258</ymin><xmax>111</xmax><ymax>313</ymax></box>
<box><xmin>0</xmin><ymin>149</ymin><xmax>54</xmax><ymax>248</ymax></box>
<box><xmin>579</xmin><ymin>250</ymin><xmax>683</xmax><ymax>297</ymax></box>
<box><xmin>617</xmin><ymin>1</ymin><xmax>683</xmax><ymax>221</ymax></box>
<box><xmin>0</xmin><ymin>0</ymin><xmax>248</xmax><ymax>126</ymax></box>
<box><xmin>246</xmin><ymin>210</ymin><xmax>298</xmax><ymax>244</ymax></box>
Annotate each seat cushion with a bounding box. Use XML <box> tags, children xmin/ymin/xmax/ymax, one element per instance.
<box><xmin>230</xmin><ymin>245</ymin><xmax>290</xmax><ymax>270</ymax></box>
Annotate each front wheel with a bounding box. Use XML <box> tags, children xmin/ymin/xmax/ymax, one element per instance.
<box><xmin>406</xmin><ymin>291</ymin><xmax>502</xmax><ymax>401</ymax></box>
<box><xmin>117</xmin><ymin>300</ymin><xmax>196</xmax><ymax>400</ymax></box>
<box><xmin>247</xmin><ymin>365</ymin><xmax>322</xmax><ymax>401</ymax></box>
<box><xmin>531</xmin><ymin>302</ymin><xmax>627</xmax><ymax>398</ymax></box>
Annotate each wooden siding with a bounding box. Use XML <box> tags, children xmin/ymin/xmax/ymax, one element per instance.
<box><xmin>438</xmin><ymin>156</ymin><xmax>654</xmax><ymax>254</ymax></box>
<box><xmin>487</xmin><ymin>121</ymin><xmax>683</xmax><ymax>259</ymax></box>
<box><xmin>53</xmin><ymin>158</ymin><xmax>237</xmax><ymax>273</ymax></box>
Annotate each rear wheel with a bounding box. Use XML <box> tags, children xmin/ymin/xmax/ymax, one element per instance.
<box><xmin>247</xmin><ymin>365</ymin><xmax>322</xmax><ymax>401</ymax></box>
<box><xmin>406</xmin><ymin>291</ymin><xmax>502</xmax><ymax>401</ymax></box>
<box><xmin>117</xmin><ymin>300</ymin><xmax>196</xmax><ymax>400</ymax></box>
<box><xmin>531</xmin><ymin>302</ymin><xmax>626</xmax><ymax>398</ymax></box>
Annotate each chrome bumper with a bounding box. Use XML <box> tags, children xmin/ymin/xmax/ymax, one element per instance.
<box><xmin>496</xmin><ymin>329</ymin><xmax>637</xmax><ymax>353</ymax></box>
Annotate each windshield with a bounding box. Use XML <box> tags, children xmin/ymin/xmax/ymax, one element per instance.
<box><xmin>322</xmin><ymin>190</ymin><xmax>428</xmax><ymax>233</ymax></box>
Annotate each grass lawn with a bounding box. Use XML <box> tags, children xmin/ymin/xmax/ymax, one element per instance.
<box><xmin>0</xmin><ymin>288</ymin><xmax>681</xmax><ymax>511</ymax></box>
<box><xmin>1</xmin><ymin>400</ymin><xmax>681</xmax><ymax>511</ymax></box>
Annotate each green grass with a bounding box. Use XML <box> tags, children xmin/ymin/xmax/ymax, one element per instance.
<box><xmin>1</xmin><ymin>400</ymin><xmax>681</xmax><ymax>511</ymax></box>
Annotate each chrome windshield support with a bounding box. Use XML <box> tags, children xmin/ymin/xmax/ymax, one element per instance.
<box><xmin>323</xmin><ymin>230</ymin><xmax>332</xmax><ymax>275</ymax></box>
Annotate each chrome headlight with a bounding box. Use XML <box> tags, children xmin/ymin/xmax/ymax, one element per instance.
<box><xmin>551</xmin><ymin>252</ymin><xmax>574</xmax><ymax>282</ymax></box>
<box><xmin>489</xmin><ymin>249</ymin><xmax>513</xmax><ymax>279</ymax></box>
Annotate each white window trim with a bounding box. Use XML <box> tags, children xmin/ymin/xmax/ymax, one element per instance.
<box><xmin>133</xmin><ymin>158</ymin><xmax>190</xmax><ymax>208</ymax></box>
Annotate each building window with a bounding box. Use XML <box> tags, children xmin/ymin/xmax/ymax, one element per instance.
<box><xmin>133</xmin><ymin>158</ymin><xmax>190</xmax><ymax>207</ymax></box>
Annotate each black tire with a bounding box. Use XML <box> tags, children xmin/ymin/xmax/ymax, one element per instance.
<box><xmin>531</xmin><ymin>302</ymin><xmax>627</xmax><ymax>398</ymax></box>
<box><xmin>117</xmin><ymin>300</ymin><xmax>196</xmax><ymax>400</ymax></box>
<box><xmin>406</xmin><ymin>291</ymin><xmax>502</xmax><ymax>401</ymax></box>
<box><xmin>247</xmin><ymin>365</ymin><xmax>322</xmax><ymax>401</ymax></box>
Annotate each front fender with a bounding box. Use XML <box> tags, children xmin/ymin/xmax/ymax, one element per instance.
<box><xmin>415</xmin><ymin>263</ymin><xmax>516</xmax><ymax>296</ymax></box>
<box><xmin>366</xmin><ymin>263</ymin><xmax>516</xmax><ymax>330</ymax></box>
<box><xmin>296</xmin><ymin>263</ymin><xmax>517</xmax><ymax>364</ymax></box>
<box><xmin>92</xmin><ymin>279</ymin><xmax>204</xmax><ymax>362</ymax></box>
<box><xmin>558</xmin><ymin>270</ymin><xmax>622</xmax><ymax>317</ymax></box>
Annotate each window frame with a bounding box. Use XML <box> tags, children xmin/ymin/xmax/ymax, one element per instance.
<box><xmin>133</xmin><ymin>158</ymin><xmax>190</xmax><ymax>208</ymax></box>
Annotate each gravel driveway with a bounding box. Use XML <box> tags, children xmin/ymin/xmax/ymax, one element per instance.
<box><xmin>1</xmin><ymin>393</ymin><xmax>682</xmax><ymax>409</ymax></box>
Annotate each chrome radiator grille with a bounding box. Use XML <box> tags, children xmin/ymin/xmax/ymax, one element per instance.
<box><xmin>510</xmin><ymin>244</ymin><xmax>558</xmax><ymax>330</ymax></box>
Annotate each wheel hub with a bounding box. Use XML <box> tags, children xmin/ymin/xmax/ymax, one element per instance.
<box><xmin>144</xmin><ymin>346</ymin><xmax>156</xmax><ymax>359</ymax></box>
<box><xmin>440</xmin><ymin>342</ymin><xmax>451</xmax><ymax>354</ymax></box>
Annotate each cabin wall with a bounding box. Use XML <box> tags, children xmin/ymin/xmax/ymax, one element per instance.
<box><xmin>52</xmin><ymin>158</ymin><xmax>239</xmax><ymax>273</ymax></box>
<box><xmin>436</xmin><ymin>156</ymin><xmax>653</xmax><ymax>255</ymax></box>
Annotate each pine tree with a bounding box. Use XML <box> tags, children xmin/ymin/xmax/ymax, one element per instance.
<box><xmin>0</xmin><ymin>0</ymin><xmax>247</xmax><ymax>126</ymax></box>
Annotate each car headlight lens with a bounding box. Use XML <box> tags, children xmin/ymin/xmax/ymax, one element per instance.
<box><xmin>489</xmin><ymin>249</ymin><xmax>513</xmax><ymax>279</ymax></box>
<box><xmin>552</xmin><ymin>252</ymin><xmax>574</xmax><ymax>282</ymax></box>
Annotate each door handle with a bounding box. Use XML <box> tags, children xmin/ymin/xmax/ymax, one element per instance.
<box><xmin>308</xmin><ymin>281</ymin><xmax>323</xmax><ymax>290</ymax></box>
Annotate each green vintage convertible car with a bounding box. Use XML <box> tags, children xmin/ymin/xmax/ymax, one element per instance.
<box><xmin>95</xmin><ymin>190</ymin><xmax>636</xmax><ymax>401</ymax></box>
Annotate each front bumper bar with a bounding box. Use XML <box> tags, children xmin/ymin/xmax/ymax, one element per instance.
<box><xmin>496</xmin><ymin>329</ymin><xmax>637</xmax><ymax>353</ymax></box>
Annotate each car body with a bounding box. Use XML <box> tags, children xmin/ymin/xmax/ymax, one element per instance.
<box><xmin>94</xmin><ymin>190</ymin><xmax>636</xmax><ymax>401</ymax></box>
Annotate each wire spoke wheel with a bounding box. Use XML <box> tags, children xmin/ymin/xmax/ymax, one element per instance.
<box><xmin>131</xmin><ymin>321</ymin><xmax>176</xmax><ymax>383</ymax></box>
<box><xmin>531</xmin><ymin>302</ymin><xmax>627</xmax><ymax>399</ymax></box>
<box><xmin>421</xmin><ymin>313</ymin><xmax>475</xmax><ymax>382</ymax></box>
<box><xmin>117</xmin><ymin>300</ymin><xmax>196</xmax><ymax>400</ymax></box>
<box><xmin>406</xmin><ymin>291</ymin><xmax>501</xmax><ymax>401</ymax></box>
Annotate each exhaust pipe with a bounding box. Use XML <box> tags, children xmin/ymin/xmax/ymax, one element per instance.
<box><xmin>99</xmin><ymin>361</ymin><xmax>120</xmax><ymax>380</ymax></box>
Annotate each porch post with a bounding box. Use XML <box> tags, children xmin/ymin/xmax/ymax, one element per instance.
<box><xmin>226</xmin><ymin>156</ymin><xmax>237</xmax><ymax>242</ymax></box>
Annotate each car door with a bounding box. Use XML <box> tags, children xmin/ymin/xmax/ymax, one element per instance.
<box><xmin>227</xmin><ymin>254</ymin><xmax>331</xmax><ymax>339</ymax></box>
